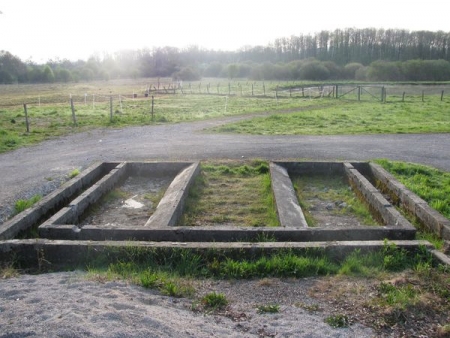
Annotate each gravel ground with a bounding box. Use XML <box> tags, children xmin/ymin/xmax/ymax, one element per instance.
<box><xmin>0</xmin><ymin>272</ymin><xmax>375</xmax><ymax>337</ymax></box>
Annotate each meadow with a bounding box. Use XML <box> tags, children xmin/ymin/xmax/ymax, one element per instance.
<box><xmin>2</xmin><ymin>79</ymin><xmax>450</xmax><ymax>153</ymax></box>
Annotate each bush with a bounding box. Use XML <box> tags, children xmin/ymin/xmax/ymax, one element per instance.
<box><xmin>300</xmin><ymin>61</ymin><xmax>330</xmax><ymax>80</ymax></box>
<box><xmin>173</xmin><ymin>67</ymin><xmax>201</xmax><ymax>81</ymax></box>
<box><xmin>0</xmin><ymin>70</ymin><xmax>13</xmax><ymax>84</ymax></box>
<box><xmin>366</xmin><ymin>60</ymin><xmax>402</xmax><ymax>81</ymax></box>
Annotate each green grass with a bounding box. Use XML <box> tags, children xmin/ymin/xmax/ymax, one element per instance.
<box><xmin>83</xmin><ymin>241</ymin><xmax>435</xmax><ymax>284</ymax></box>
<box><xmin>13</xmin><ymin>194</ymin><xmax>42</xmax><ymax>215</ymax></box>
<box><xmin>210</xmin><ymin>98</ymin><xmax>450</xmax><ymax>135</ymax></box>
<box><xmin>256</xmin><ymin>304</ymin><xmax>280</xmax><ymax>314</ymax></box>
<box><xmin>375</xmin><ymin>159</ymin><xmax>450</xmax><ymax>221</ymax></box>
<box><xmin>325</xmin><ymin>314</ymin><xmax>350</xmax><ymax>328</ymax></box>
<box><xmin>179</xmin><ymin>160</ymin><xmax>279</xmax><ymax>227</ymax></box>
<box><xmin>0</xmin><ymin>79</ymin><xmax>333</xmax><ymax>153</ymax></box>
<box><xmin>201</xmin><ymin>292</ymin><xmax>228</xmax><ymax>310</ymax></box>
<box><xmin>69</xmin><ymin>168</ymin><xmax>80</xmax><ymax>178</ymax></box>
<box><xmin>292</xmin><ymin>175</ymin><xmax>378</xmax><ymax>226</ymax></box>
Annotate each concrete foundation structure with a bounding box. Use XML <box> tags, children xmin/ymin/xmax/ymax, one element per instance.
<box><xmin>0</xmin><ymin>161</ymin><xmax>448</xmax><ymax>267</ymax></box>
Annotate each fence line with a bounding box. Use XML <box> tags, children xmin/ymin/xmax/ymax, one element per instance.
<box><xmin>2</xmin><ymin>84</ymin><xmax>449</xmax><ymax>113</ymax></box>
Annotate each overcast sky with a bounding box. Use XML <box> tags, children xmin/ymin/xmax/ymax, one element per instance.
<box><xmin>1</xmin><ymin>0</ymin><xmax>449</xmax><ymax>62</ymax></box>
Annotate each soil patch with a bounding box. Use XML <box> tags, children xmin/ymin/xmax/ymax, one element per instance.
<box><xmin>292</xmin><ymin>175</ymin><xmax>379</xmax><ymax>227</ymax></box>
<box><xmin>80</xmin><ymin>176</ymin><xmax>172</xmax><ymax>227</ymax></box>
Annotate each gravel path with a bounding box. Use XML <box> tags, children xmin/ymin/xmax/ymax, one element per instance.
<box><xmin>0</xmin><ymin>272</ymin><xmax>375</xmax><ymax>337</ymax></box>
<box><xmin>0</xmin><ymin>116</ymin><xmax>449</xmax><ymax>337</ymax></box>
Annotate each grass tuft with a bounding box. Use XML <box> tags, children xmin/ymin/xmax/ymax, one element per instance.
<box><xmin>14</xmin><ymin>194</ymin><xmax>42</xmax><ymax>215</ymax></box>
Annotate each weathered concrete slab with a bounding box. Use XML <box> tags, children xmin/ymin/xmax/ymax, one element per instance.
<box><xmin>270</xmin><ymin>162</ymin><xmax>307</xmax><ymax>228</ymax></box>
<box><xmin>0</xmin><ymin>239</ymin><xmax>433</xmax><ymax>269</ymax></box>
<box><xmin>38</xmin><ymin>224</ymin><xmax>416</xmax><ymax>242</ymax></box>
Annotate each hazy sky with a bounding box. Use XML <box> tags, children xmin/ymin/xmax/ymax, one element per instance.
<box><xmin>1</xmin><ymin>0</ymin><xmax>449</xmax><ymax>62</ymax></box>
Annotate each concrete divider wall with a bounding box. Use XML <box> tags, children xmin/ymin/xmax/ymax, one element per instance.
<box><xmin>344</xmin><ymin>165</ymin><xmax>415</xmax><ymax>230</ymax></box>
<box><xmin>270</xmin><ymin>163</ymin><xmax>308</xmax><ymax>228</ymax></box>
<box><xmin>0</xmin><ymin>239</ymin><xmax>431</xmax><ymax>270</ymax></box>
<box><xmin>126</xmin><ymin>161</ymin><xmax>195</xmax><ymax>178</ymax></box>
<box><xmin>276</xmin><ymin>161</ymin><xmax>345</xmax><ymax>176</ymax></box>
<box><xmin>369</xmin><ymin>163</ymin><xmax>450</xmax><ymax>240</ymax></box>
<box><xmin>145</xmin><ymin>162</ymin><xmax>200</xmax><ymax>227</ymax></box>
<box><xmin>39</xmin><ymin>224</ymin><xmax>416</xmax><ymax>242</ymax></box>
<box><xmin>0</xmin><ymin>162</ymin><xmax>118</xmax><ymax>240</ymax></box>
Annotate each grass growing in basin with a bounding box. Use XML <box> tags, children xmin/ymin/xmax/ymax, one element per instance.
<box><xmin>292</xmin><ymin>175</ymin><xmax>378</xmax><ymax>227</ymax></box>
<box><xmin>179</xmin><ymin>160</ymin><xmax>279</xmax><ymax>227</ymax></box>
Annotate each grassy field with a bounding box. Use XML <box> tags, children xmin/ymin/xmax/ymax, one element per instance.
<box><xmin>0</xmin><ymin>79</ymin><xmax>334</xmax><ymax>153</ymax></box>
<box><xmin>1</xmin><ymin>80</ymin><xmax>450</xmax><ymax>152</ymax></box>
<box><xmin>211</xmin><ymin>97</ymin><xmax>450</xmax><ymax>135</ymax></box>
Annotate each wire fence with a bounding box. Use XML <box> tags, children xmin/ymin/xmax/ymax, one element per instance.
<box><xmin>1</xmin><ymin>81</ymin><xmax>450</xmax><ymax>134</ymax></box>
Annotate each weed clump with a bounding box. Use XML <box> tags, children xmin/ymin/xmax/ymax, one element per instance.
<box><xmin>14</xmin><ymin>194</ymin><xmax>42</xmax><ymax>215</ymax></box>
<box><xmin>201</xmin><ymin>292</ymin><xmax>228</xmax><ymax>310</ymax></box>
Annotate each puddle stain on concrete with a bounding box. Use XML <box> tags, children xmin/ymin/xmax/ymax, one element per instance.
<box><xmin>79</xmin><ymin>175</ymin><xmax>172</xmax><ymax>227</ymax></box>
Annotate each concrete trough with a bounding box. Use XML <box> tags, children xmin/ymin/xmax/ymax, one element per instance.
<box><xmin>0</xmin><ymin>162</ymin><xmax>120</xmax><ymax>240</ymax></box>
<box><xmin>2</xmin><ymin>160</ymin><xmax>449</xmax><ymax>267</ymax></box>
<box><xmin>38</xmin><ymin>161</ymin><xmax>417</xmax><ymax>243</ymax></box>
<box><xmin>39</xmin><ymin>162</ymin><xmax>200</xmax><ymax>238</ymax></box>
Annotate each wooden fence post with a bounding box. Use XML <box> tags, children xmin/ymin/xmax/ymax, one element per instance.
<box><xmin>109</xmin><ymin>96</ymin><xmax>113</xmax><ymax>122</ymax></box>
<box><xmin>422</xmin><ymin>90</ymin><xmax>425</xmax><ymax>102</ymax></box>
<box><xmin>441</xmin><ymin>90</ymin><xmax>444</xmax><ymax>101</ymax></box>
<box><xmin>252</xmin><ymin>84</ymin><xmax>254</xmax><ymax>96</ymax></box>
<box><xmin>70</xmin><ymin>99</ymin><xmax>77</xmax><ymax>125</ymax></box>
<box><xmin>357</xmin><ymin>86</ymin><xmax>361</xmax><ymax>101</ymax></box>
<box><xmin>263</xmin><ymin>84</ymin><xmax>265</xmax><ymax>96</ymax></box>
<box><xmin>402</xmin><ymin>92</ymin><xmax>406</xmax><ymax>102</ymax></box>
<box><xmin>23</xmin><ymin>104</ymin><xmax>30</xmax><ymax>133</ymax></box>
<box><xmin>151</xmin><ymin>96</ymin><xmax>154</xmax><ymax>120</ymax></box>
<box><xmin>334</xmin><ymin>85</ymin><xmax>337</xmax><ymax>98</ymax></box>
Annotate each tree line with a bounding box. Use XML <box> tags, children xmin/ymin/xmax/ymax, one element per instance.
<box><xmin>1</xmin><ymin>28</ymin><xmax>450</xmax><ymax>84</ymax></box>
